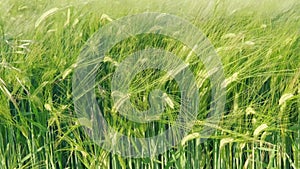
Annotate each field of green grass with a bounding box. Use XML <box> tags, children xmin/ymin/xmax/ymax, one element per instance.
<box><xmin>0</xmin><ymin>0</ymin><xmax>299</xmax><ymax>168</ymax></box>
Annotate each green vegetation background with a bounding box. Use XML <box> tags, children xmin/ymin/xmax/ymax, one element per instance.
<box><xmin>0</xmin><ymin>0</ymin><xmax>299</xmax><ymax>168</ymax></box>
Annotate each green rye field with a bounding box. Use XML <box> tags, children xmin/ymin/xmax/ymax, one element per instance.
<box><xmin>0</xmin><ymin>0</ymin><xmax>299</xmax><ymax>168</ymax></box>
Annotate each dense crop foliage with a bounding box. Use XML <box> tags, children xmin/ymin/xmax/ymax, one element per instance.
<box><xmin>0</xmin><ymin>0</ymin><xmax>299</xmax><ymax>168</ymax></box>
